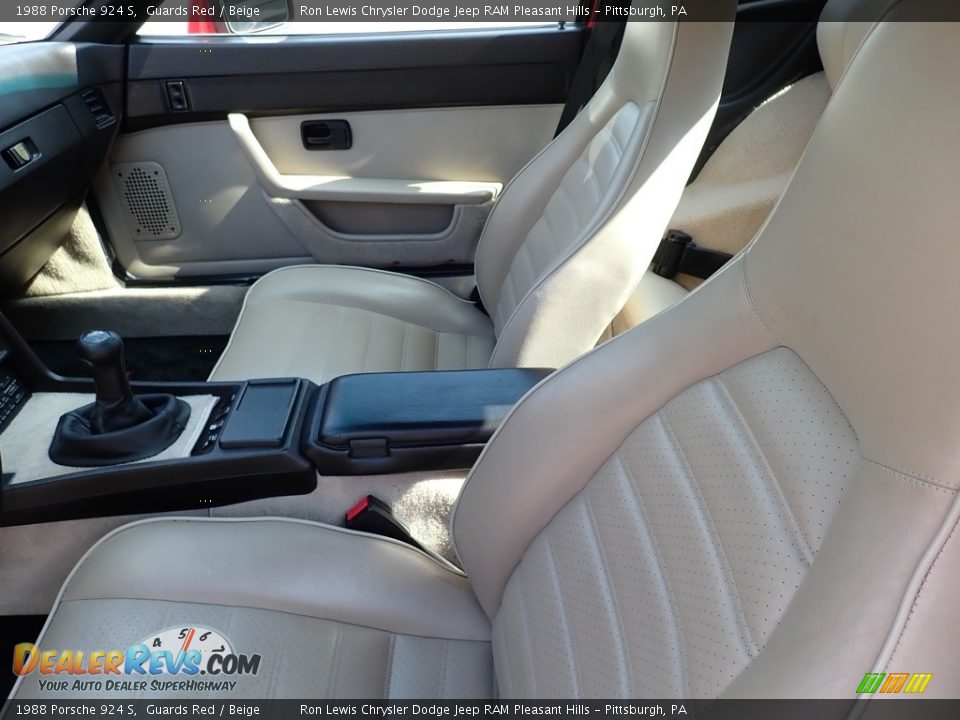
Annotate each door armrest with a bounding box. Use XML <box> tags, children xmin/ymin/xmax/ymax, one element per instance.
<box><xmin>228</xmin><ymin>113</ymin><xmax>501</xmax><ymax>205</ymax></box>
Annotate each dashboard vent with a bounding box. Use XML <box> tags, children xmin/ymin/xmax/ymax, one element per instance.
<box><xmin>80</xmin><ymin>88</ymin><xmax>115</xmax><ymax>129</ymax></box>
<box><xmin>112</xmin><ymin>162</ymin><xmax>182</xmax><ymax>241</ymax></box>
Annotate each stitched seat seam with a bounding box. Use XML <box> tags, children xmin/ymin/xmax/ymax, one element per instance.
<box><xmin>514</xmin><ymin>571</ymin><xmax>540</xmax><ymax>697</ymax></box>
<box><xmin>582</xmin><ymin>495</ymin><xmax>637</xmax><ymax>695</ymax></box>
<box><xmin>713</xmin><ymin>375</ymin><xmax>814</xmax><ymax>563</ymax></box>
<box><xmin>659</xmin><ymin>412</ymin><xmax>760</xmax><ymax>657</ymax></box>
<box><xmin>544</xmin><ymin>536</ymin><xmax>584</xmax><ymax>696</ymax></box>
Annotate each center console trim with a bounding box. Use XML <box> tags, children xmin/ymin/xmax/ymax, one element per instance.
<box><xmin>0</xmin><ymin>319</ymin><xmax>319</xmax><ymax>527</ymax></box>
<box><xmin>0</xmin><ymin>377</ymin><xmax>317</xmax><ymax>527</ymax></box>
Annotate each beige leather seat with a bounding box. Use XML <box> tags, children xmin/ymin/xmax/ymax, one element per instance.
<box><xmin>14</xmin><ymin>2</ymin><xmax>960</xmax><ymax>700</ymax></box>
<box><xmin>613</xmin><ymin>0</ymin><xmax>892</xmax><ymax>330</ymax></box>
<box><xmin>209</xmin><ymin>12</ymin><xmax>736</xmax><ymax>384</ymax></box>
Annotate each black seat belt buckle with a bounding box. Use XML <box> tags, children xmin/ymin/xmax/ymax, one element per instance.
<box><xmin>652</xmin><ymin>229</ymin><xmax>693</xmax><ymax>279</ymax></box>
<box><xmin>652</xmin><ymin>229</ymin><xmax>733</xmax><ymax>281</ymax></box>
<box><xmin>469</xmin><ymin>286</ymin><xmax>487</xmax><ymax>316</ymax></box>
<box><xmin>344</xmin><ymin>495</ymin><xmax>426</xmax><ymax>552</ymax></box>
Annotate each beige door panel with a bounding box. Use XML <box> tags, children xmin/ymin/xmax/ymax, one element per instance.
<box><xmin>95</xmin><ymin>121</ymin><xmax>313</xmax><ymax>279</ymax></box>
<box><xmin>95</xmin><ymin>105</ymin><xmax>561</xmax><ymax>280</ymax></box>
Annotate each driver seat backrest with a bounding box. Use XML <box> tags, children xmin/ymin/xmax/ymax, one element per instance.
<box><xmin>455</xmin><ymin>1</ymin><xmax>960</xmax><ymax>698</ymax></box>
<box><xmin>476</xmin><ymin>11</ymin><xmax>736</xmax><ymax>369</ymax></box>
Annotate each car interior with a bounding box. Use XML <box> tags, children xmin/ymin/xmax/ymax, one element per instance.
<box><xmin>2</xmin><ymin>0</ymin><xmax>958</xmax><ymax>703</ymax></box>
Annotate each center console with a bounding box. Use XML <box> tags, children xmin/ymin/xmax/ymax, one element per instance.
<box><xmin>0</xmin><ymin>313</ymin><xmax>551</xmax><ymax>527</ymax></box>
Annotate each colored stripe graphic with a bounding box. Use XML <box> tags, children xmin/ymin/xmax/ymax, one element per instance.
<box><xmin>879</xmin><ymin>673</ymin><xmax>909</xmax><ymax>693</ymax></box>
<box><xmin>857</xmin><ymin>672</ymin><xmax>932</xmax><ymax>694</ymax></box>
<box><xmin>903</xmin><ymin>673</ymin><xmax>933</xmax><ymax>694</ymax></box>
<box><xmin>857</xmin><ymin>673</ymin><xmax>886</xmax><ymax>694</ymax></box>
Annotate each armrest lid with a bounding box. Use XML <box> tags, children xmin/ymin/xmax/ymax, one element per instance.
<box><xmin>307</xmin><ymin>368</ymin><xmax>553</xmax><ymax>475</ymax></box>
<box><xmin>320</xmin><ymin>368</ymin><xmax>551</xmax><ymax>448</ymax></box>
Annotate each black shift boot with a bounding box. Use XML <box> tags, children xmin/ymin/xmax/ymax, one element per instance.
<box><xmin>49</xmin><ymin>331</ymin><xmax>191</xmax><ymax>467</ymax></box>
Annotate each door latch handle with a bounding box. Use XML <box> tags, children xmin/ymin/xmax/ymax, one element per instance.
<box><xmin>301</xmin><ymin>120</ymin><xmax>352</xmax><ymax>151</ymax></box>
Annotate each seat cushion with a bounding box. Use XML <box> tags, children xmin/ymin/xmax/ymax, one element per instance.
<box><xmin>608</xmin><ymin>270</ymin><xmax>690</xmax><ymax>336</ymax></box>
<box><xmin>12</xmin><ymin>518</ymin><xmax>494</xmax><ymax>700</ymax></box>
<box><xmin>210</xmin><ymin>266</ymin><xmax>495</xmax><ymax>385</ymax></box>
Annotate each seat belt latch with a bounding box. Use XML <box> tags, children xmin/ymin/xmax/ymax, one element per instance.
<box><xmin>652</xmin><ymin>229</ymin><xmax>734</xmax><ymax>281</ymax></box>
<box><xmin>652</xmin><ymin>230</ymin><xmax>694</xmax><ymax>279</ymax></box>
<box><xmin>344</xmin><ymin>495</ymin><xmax>427</xmax><ymax>553</ymax></box>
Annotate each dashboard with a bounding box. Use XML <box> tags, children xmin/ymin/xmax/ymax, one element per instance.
<box><xmin>0</xmin><ymin>337</ymin><xmax>28</xmax><ymax>435</ymax></box>
<box><xmin>0</xmin><ymin>41</ymin><xmax>124</xmax><ymax>292</ymax></box>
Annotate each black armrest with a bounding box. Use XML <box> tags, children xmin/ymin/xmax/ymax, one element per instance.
<box><xmin>303</xmin><ymin>368</ymin><xmax>553</xmax><ymax>475</ymax></box>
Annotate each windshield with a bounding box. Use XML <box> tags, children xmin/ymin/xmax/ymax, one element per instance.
<box><xmin>0</xmin><ymin>2</ymin><xmax>87</xmax><ymax>44</ymax></box>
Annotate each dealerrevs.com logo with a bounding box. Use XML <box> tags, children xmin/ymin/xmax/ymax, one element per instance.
<box><xmin>13</xmin><ymin>626</ymin><xmax>261</xmax><ymax>693</ymax></box>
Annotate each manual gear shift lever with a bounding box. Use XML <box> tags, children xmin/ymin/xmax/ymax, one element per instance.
<box><xmin>77</xmin><ymin>330</ymin><xmax>152</xmax><ymax>433</ymax></box>
<box><xmin>77</xmin><ymin>330</ymin><xmax>130</xmax><ymax>404</ymax></box>
<box><xmin>49</xmin><ymin>330</ymin><xmax>191</xmax><ymax>466</ymax></box>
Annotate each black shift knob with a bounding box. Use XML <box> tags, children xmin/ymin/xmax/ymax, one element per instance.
<box><xmin>50</xmin><ymin>330</ymin><xmax>190</xmax><ymax>463</ymax></box>
<box><xmin>78</xmin><ymin>330</ymin><xmax>132</xmax><ymax>405</ymax></box>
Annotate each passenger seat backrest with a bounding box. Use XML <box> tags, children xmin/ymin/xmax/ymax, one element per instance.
<box><xmin>622</xmin><ymin>0</ymin><xmax>896</xmax><ymax>302</ymax></box>
<box><xmin>475</xmin><ymin>11</ymin><xmax>736</xmax><ymax>369</ymax></box>
<box><xmin>455</xmin><ymin>0</ymin><xmax>960</xmax><ymax>699</ymax></box>
<box><xmin>818</xmin><ymin>0</ymin><xmax>899</xmax><ymax>89</ymax></box>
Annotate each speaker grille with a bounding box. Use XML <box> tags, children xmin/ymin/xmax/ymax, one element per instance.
<box><xmin>112</xmin><ymin>162</ymin><xmax>181</xmax><ymax>240</ymax></box>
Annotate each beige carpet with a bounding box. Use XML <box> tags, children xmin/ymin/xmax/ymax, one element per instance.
<box><xmin>21</xmin><ymin>206</ymin><xmax>118</xmax><ymax>298</ymax></box>
<box><xmin>5</xmin><ymin>203</ymin><xmax>247</xmax><ymax>341</ymax></box>
<box><xmin>214</xmin><ymin>470</ymin><xmax>469</xmax><ymax>566</ymax></box>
